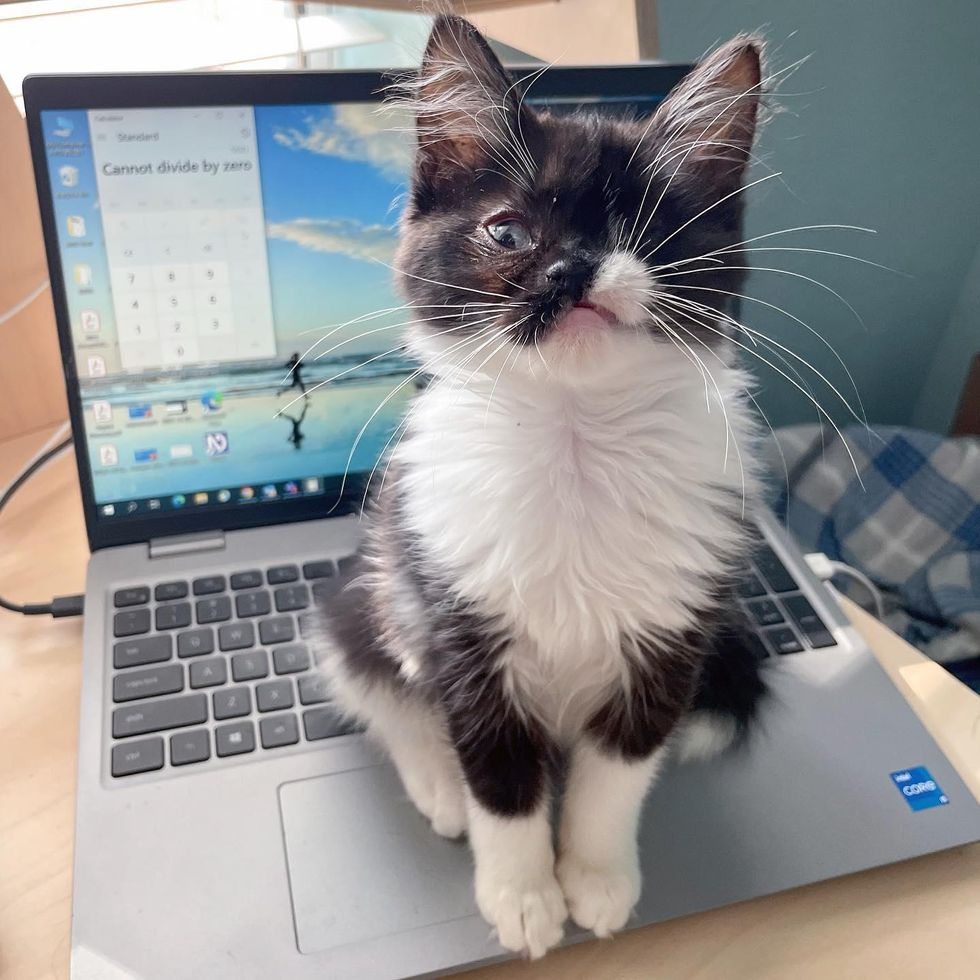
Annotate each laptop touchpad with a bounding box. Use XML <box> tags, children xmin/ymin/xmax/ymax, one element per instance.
<box><xmin>279</xmin><ymin>765</ymin><xmax>477</xmax><ymax>953</ymax></box>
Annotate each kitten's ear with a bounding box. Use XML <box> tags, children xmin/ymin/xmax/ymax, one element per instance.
<box><xmin>408</xmin><ymin>14</ymin><xmax>528</xmax><ymax>184</ymax></box>
<box><xmin>652</xmin><ymin>35</ymin><xmax>764</xmax><ymax>190</ymax></box>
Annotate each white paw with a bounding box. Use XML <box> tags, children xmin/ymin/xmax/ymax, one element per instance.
<box><xmin>476</xmin><ymin>869</ymin><xmax>567</xmax><ymax>959</ymax></box>
<box><xmin>400</xmin><ymin>769</ymin><xmax>467</xmax><ymax>839</ymax></box>
<box><xmin>556</xmin><ymin>853</ymin><xmax>640</xmax><ymax>938</ymax></box>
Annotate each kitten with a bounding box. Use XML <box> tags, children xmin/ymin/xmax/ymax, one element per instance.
<box><xmin>317</xmin><ymin>14</ymin><xmax>769</xmax><ymax>959</ymax></box>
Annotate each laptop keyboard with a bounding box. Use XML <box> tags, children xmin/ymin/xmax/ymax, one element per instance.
<box><xmin>738</xmin><ymin>543</ymin><xmax>836</xmax><ymax>658</ymax></box>
<box><xmin>107</xmin><ymin>543</ymin><xmax>836</xmax><ymax>780</ymax></box>
<box><xmin>109</xmin><ymin>557</ymin><xmax>360</xmax><ymax>779</ymax></box>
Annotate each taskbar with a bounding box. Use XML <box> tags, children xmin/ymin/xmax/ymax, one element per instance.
<box><xmin>96</xmin><ymin>475</ymin><xmax>326</xmax><ymax>519</ymax></box>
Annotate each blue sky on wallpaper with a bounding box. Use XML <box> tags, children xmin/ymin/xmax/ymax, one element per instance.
<box><xmin>255</xmin><ymin>102</ymin><xmax>415</xmax><ymax>359</ymax></box>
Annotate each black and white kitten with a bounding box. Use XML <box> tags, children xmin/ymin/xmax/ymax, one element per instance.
<box><xmin>318</xmin><ymin>15</ymin><xmax>768</xmax><ymax>959</ymax></box>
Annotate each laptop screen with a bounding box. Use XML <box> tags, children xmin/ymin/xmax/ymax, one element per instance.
<box><xmin>29</xmin><ymin>66</ymin><xmax>687</xmax><ymax>544</ymax></box>
<box><xmin>41</xmin><ymin>101</ymin><xmax>413</xmax><ymax>520</ymax></box>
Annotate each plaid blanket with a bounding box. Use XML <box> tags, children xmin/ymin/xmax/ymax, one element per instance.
<box><xmin>766</xmin><ymin>425</ymin><xmax>980</xmax><ymax>668</ymax></box>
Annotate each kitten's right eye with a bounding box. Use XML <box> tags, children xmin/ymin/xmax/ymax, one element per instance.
<box><xmin>485</xmin><ymin>216</ymin><xmax>533</xmax><ymax>250</ymax></box>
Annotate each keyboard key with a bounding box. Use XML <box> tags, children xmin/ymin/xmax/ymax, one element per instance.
<box><xmin>113</xmin><ymin>634</ymin><xmax>172</xmax><ymax>669</ymax></box>
<box><xmin>113</xmin><ymin>607</ymin><xmax>151</xmax><ymax>638</ymax></box>
<box><xmin>112</xmin><ymin>694</ymin><xmax>207</xmax><ymax>738</ymax></box>
<box><xmin>302</xmin><ymin>560</ymin><xmax>335</xmax><ymax>580</ymax></box>
<box><xmin>267</xmin><ymin>564</ymin><xmax>299</xmax><ymax>585</ymax></box>
<box><xmin>764</xmin><ymin>627</ymin><xmax>803</xmax><ymax>655</ymax></box>
<box><xmin>235</xmin><ymin>590</ymin><xmax>271</xmax><ymax>618</ymax></box>
<box><xmin>337</xmin><ymin>555</ymin><xmax>358</xmax><ymax>575</ymax></box>
<box><xmin>113</xmin><ymin>664</ymin><xmax>183</xmax><ymax>703</ymax></box>
<box><xmin>193</xmin><ymin>575</ymin><xmax>226</xmax><ymax>596</ymax></box>
<box><xmin>189</xmin><ymin>657</ymin><xmax>227</xmax><ymax>689</ymax></box>
<box><xmin>781</xmin><ymin>594</ymin><xmax>836</xmax><ymax>648</ymax></box>
<box><xmin>230</xmin><ymin>570</ymin><xmax>263</xmax><ymax>590</ymax></box>
<box><xmin>297</xmin><ymin>612</ymin><xmax>318</xmax><ymax>638</ymax></box>
<box><xmin>303</xmin><ymin>706</ymin><xmax>355</xmax><ymax>741</ymax></box>
<box><xmin>275</xmin><ymin>584</ymin><xmax>310</xmax><ymax>613</ymax></box>
<box><xmin>155</xmin><ymin>601</ymin><xmax>192</xmax><ymax>631</ymax></box>
<box><xmin>170</xmin><ymin>729</ymin><xmax>210</xmax><ymax>766</ymax></box>
<box><xmin>196</xmin><ymin>595</ymin><xmax>232</xmax><ymax>624</ymax></box>
<box><xmin>155</xmin><ymin>580</ymin><xmax>189</xmax><ymax>602</ymax></box>
<box><xmin>257</xmin><ymin>679</ymin><xmax>294</xmax><ymax>712</ymax></box>
<box><xmin>111</xmin><ymin>737</ymin><xmax>164</xmax><ymax>777</ymax></box>
<box><xmin>213</xmin><ymin>686</ymin><xmax>252</xmax><ymax>720</ymax></box>
<box><xmin>743</xmin><ymin>631</ymin><xmax>770</xmax><ymax>662</ymax></box>
<box><xmin>312</xmin><ymin>579</ymin><xmax>341</xmax><ymax>604</ymax></box>
<box><xmin>215</xmin><ymin>721</ymin><xmax>255</xmax><ymax>757</ymax></box>
<box><xmin>114</xmin><ymin>586</ymin><xmax>149</xmax><ymax>608</ymax></box>
<box><xmin>219</xmin><ymin>621</ymin><xmax>255</xmax><ymax>651</ymax></box>
<box><xmin>737</xmin><ymin>573</ymin><xmax>767</xmax><ymax>598</ymax></box>
<box><xmin>259</xmin><ymin>616</ymin><xmax>294</xmax><ymax>645</ymax></box>
<box><xmin>745</xmin><ymin>598</ymin><xmax>785</xmax><ymax>627</ymax></box>
<box><xmin>260</xmin><ymin>713</ymin><xmax>299</xmax><ymax>749</ymax></box>
<box><xmin>231</xmin><ymin>650</ymin><xmax>269</xmax><ymax>682</ymax></box>
<box><xmin>177</xmin><ymin>627</ymin><xmax>214</xmax><ymax>658</ymax></box>
<box><xmin>754</xmin><ymin>548</ymin><xmax>797</xmax><ymax>593</ymax></box>
<box><xmin>298</xmin><ymin>673</ymin><xmax>329</xmax><ymax>705</ymax></box>
<box><xmin>273</xmin><ymin>643</ymin><xmax>310</xmax><ymax>675</ymax></box>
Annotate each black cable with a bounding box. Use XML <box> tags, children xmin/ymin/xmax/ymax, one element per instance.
<box><xmin>1</xmin><ymin>435</ymin><xmax>85</xmax><ymax>617</ymax></box>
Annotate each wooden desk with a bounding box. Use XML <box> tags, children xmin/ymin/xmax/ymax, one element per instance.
<box><xmin>2</xmin><ymin>428</ymin><xmax>979</xmax><ymax>980</ymax></box>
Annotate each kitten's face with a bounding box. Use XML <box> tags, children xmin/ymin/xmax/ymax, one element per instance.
<box><xmin>396</xmin><ymin>16</ymin><xmax>763</xmax><ymax>379</ymax></box>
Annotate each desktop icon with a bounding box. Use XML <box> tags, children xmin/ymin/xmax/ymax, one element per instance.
<box><xmin>216</xmin><ymin>489</ymin><xmax>231</xmax><ymax>504</ymax></box>
<box><xmin>302</xmin><ymin>477</ymin><xmax>321</xmax><ymax>494</ymax></box>
<box><xmin>126</xmin><ymin>501</ymin><xmax>139</xmax><ymax>515</ymax></box>
<box><xmin>147</xmin><ymin>498</ymin><xmax>162</xmax><ymax>511</ymax></box>
<box><xmin>87</xmin><ymin>356</ymin><xmax>106</xmax><ymax>378</ymax></box>
<box><xmin>171</xmin><ymin>493</ymin><xmax>187</xmax><ymax>508</ymax></box>
<box><xmin>66</xmin><ymin>215</ymin><xmax>86</xmax><ymax>238</ymax></box>
<box><xmin>133</xmin><ymin>448</ymin><xmax>158</xmax><ymax>464</ymax></box>
<box><xmin>59</xmin><ymin>165</ymin><xmax>79</xmax><ymax>188</ymax></box>
<box><xmin>204</xmin><ymin>431</ymin><xmax>229</xmax><ymax>457</ymax></box>
<box><xmin>170</xmin><ymin>443</ymin><xmax>193</xmax><ymax>459</ymax></box>
<box><xmin>283</xmin><ymin>481</ymin><xmax>299</xmax><ymax>496</ymax></box>
<box><xmin>92</xmin><ymin>400</ymin><xmax>112</xmax><ymax>425</ymax></box>
<box><xmin>193</xmin><ymin>492</ymin><xmax>209</xmax><ymax>506</ymax></box>
<box><xmin>239</xmin><ymin>486</ymin><xmax>255</xmax><ymax>501</ymax></box>
<box><xmin>261</xmin><ymin>484</ymin><xmax>278</xmax><ymax>500</ymax></box>
<box><xmin>98</xmin><ymin>444</ymin><xmax>118</xmax><ymax>466</ymax></box>
<box><xmin>164</xmin><ymin>400</ymin><xmax>188</xmax><ymax>416</ymax></box>
<box><xmin>73</xmin><ymin>264</ymin><xmax>93</xmax><ymax>288</ymax></box>
<box><xmin>80</xmin><ymin>310</ymin><xmax>101</xmax><ymax>334</ymax></box>
<box><xmin>52</xmin><ymin>116</ymin><xmax>74</xmax><ymax>139</ymax></box>
<box><xmin>128</xmin><ymin>403</ymin><xmax>152</xmax><ymax>420</ymax></box>
<box><xmin>200</xmin><ymin>390</ymin><xmax>224</xmax><ymax>413</ymax></box>
<box><xmin>100</xmin><ymin>504</ymin><xmax>115</xmax><ymax>517</ymax></box>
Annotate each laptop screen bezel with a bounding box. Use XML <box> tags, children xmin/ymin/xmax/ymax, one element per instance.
<box><xmin>23</xmin><ymin>64</ymin><xmax>690</xmax><ymax>551</ymax></box>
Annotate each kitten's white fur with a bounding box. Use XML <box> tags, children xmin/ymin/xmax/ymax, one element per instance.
<box><xmin>327</xmin><ymin>250</ymin><xmax>760</xmax><ymax>957</ymax></box>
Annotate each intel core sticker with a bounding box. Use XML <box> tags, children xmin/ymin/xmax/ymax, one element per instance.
<box><xmin>890</xmin><ymin>767</ymin><xmax>949</xmax><ymax>812</ymax></box>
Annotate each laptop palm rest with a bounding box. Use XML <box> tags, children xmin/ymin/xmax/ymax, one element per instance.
<box><xmin>279</xmin><ymin>765</ymin><xmax>478</xmax><ymax>954</ymax></box>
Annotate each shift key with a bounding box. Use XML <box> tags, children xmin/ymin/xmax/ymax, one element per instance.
<box><xmin>112</xmin><ymin>693</ymin><xmax>207</xmax><ymax>738</ymax></box>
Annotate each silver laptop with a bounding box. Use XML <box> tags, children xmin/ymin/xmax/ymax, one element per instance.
<box><xmin>25</xmin><ymin>67</ymin><xmax>979</xmax><ymax>980</ymax></box>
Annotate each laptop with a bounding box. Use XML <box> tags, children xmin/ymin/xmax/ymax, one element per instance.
<box><xmin>24</xmin><ymin>66</ymin><xmax>979</xmax><ymax>980</ymax></box>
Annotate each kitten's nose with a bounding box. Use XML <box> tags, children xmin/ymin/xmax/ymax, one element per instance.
<box><xmin>544</xmin><ymin>258</ymin><xmax>591</xmax><ymax>303</ymax></box>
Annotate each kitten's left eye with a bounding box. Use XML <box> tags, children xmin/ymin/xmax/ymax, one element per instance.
<box><xmin>485</xmin><ymin>216</ymin><xmax>533</xmax><ymax>250</ymax></box>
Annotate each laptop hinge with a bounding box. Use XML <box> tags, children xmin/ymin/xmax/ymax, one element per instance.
<box><xmin>148</xmin><ymin>530</ymin><xmax>226</xmax><ymax>560</ymax></box>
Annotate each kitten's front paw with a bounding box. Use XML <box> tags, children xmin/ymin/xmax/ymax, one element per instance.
<box><xmin>556</xmin><ymin>853</ymin><xmax>640</xmax><ymax>938</ymax></box>
<box><xmin>476</xmin><ymin>870</ymin><xmax>567</xmax><ymax>959</ymax></box>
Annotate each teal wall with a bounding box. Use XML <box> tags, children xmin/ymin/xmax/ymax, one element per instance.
<box><xmin>656</xmin><ymin>0</ymin><xmax>980</xmax><ymax>431</ymax></box>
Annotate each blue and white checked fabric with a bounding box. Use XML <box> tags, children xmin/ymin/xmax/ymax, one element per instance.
<box><xmin>766</xmin><ymin>425</ymin><xmax>980</xmax><ymax>665</ymax></box>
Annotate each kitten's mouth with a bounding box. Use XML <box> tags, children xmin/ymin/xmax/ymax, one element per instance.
<box><xmin>555</xmin><ymin>298</ymin><xmax>617</xmax><ymax>333</ymax></box>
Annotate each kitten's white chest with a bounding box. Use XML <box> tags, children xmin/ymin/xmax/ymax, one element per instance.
<box><xmin>399</xmin><ymin>342</ymin><xmax>757</xmax><ymax>672</ymax></box>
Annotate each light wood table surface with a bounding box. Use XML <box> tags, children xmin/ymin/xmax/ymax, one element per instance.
<box><xmin>2</xmin><ymin>426</ymin><xmax>979</xmax><ymax>980</ymax></box>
